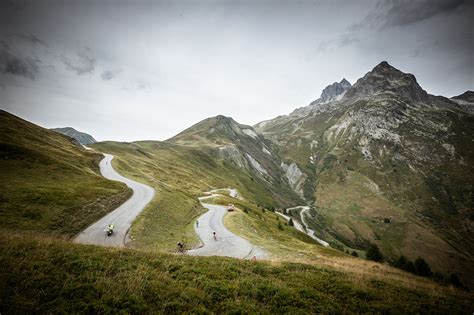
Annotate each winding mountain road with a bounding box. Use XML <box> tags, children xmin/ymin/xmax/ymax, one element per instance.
<box><xmin>74</xmin><ymin>154</ymin><xmax>155</xmax><ymax>247</ymax></box>
<box><xmin>188</xmin><ymin>191</ymin><xmax>267</xmax><ymax>259</ymax></box>
<box><xmin>279</xmin><ymin>206</ymin><xmax>329</xmax><ymax>247</ymax></box>
<box><xmin>74</xmin><ymin>155</ymin><xmax>264</xmax><ymax>258</ymax></box>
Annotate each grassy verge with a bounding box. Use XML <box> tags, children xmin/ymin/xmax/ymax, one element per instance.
<box><xmin>1</xmin><ymin>232</ymin><xmax>472</xmax><ymax>314</ymax></box>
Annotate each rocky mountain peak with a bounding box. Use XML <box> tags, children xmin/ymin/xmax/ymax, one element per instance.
<box><xmin>288</xmin><ymin>78</ymin><xmax>352</xmax><ymax>117</ymax></box>
<box><xmin>344</xmin><ymin>61</ymin><xmax>429</xmax><ymax>103</ymax></box>
<box><xmin>320</xmin><ymin>78</ymin><xmax>352</xmax><ymax>103</ymax></box>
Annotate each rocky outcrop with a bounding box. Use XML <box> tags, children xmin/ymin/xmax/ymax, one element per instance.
<box><xmin>289</xmin><ymin>78</ymin><xmax>352</xmax><ymax>117</ymax></box>
<box><xmin>281</xmin><ymin>161</ymin><xmax>306</xmax><ymax>197</ymax></box>
<box><xmin>320</xmin><ymin>78</ymin><xmax>352</xmax><ymax>103</ymax></box>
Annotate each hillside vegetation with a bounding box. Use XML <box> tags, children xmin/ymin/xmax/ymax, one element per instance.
<box><xmin>0</xmin><ymin>110</ymin><xmax>131</xmax><ymax>236</ymax></box>
<box><xmin>1</xmin><ymin>232</ymin><xmax>472</xmax><ymax>314</ymax></box>
<box><xmin>92</xmin><ymin>140</ymin><xmax>301</xmax><ymax>252</ymax></box>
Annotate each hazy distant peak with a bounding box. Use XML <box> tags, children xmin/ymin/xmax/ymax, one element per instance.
<box><xmin>51</xmin><ymin>127</ymin><xmax>96</xmax><ymax>145</ymax></box>
<box><xmin>340</xmin><ymin>78</ymin><xmax>351</xmax><ymax>87</ymax></box>
<box><xmin>320</xmin><ymin>78</ymin><xmax>352</xmax><ymax>103</ymax></box>
<box><xmin>288</xmin><ymin>78</ymin><xmax>352</xmax><ymax>117</ymax></box>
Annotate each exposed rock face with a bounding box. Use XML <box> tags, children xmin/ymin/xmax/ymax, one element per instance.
<box><xmin>320</xmin><ymin>78</ymin><xmax>352</xmax><ymax>103</ymax></box>
<box><xmin>289</xmin><ymin>78</ymin><xmax>352</xmax><ymax>117</ymax></box>
<box><xmin>51</xmin><ymin>127</ymin><xmax>97</xmax><ymax>145</ymax></box>
<box><xmin>281</xmin><ymin>161</ymin><xmax>306</xmax><ymax>197</ymax></box>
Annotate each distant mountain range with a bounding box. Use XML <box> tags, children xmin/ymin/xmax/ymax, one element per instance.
<box><xmin>51</xmin><ymin>127</ymin><xmax>97</xmax><ymax>145</ymax></box>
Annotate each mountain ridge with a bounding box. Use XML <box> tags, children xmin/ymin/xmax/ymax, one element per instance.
<box><xmin>51</xmin><ymin>127</ymin><xmax>97</xmax><ymax>145</ymax></box>
<box><xmin>254</xmin><ymin>61</ymin><xmax>474</xmax><ymax>286</ymax></box>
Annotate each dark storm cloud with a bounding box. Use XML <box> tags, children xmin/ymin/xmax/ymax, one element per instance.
<box><xmin>0</xmin><ymin>49</ymin><xmax>39</xmax><ymax>79</ymax></box>
<box><xmin>354</xmin><ymin>0</ymin><xmax>470</xmax><ymax>30</ymax></box>
<box><xmin>61</xmin><ymin>48</ymin><xmax>96</xmax><ymax>75</ymax></box>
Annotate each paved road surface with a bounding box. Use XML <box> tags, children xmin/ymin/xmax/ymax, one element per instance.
<box><xmin>74</xmin><ymin>154</ymin><xmax>155</xmax><ymax>247</ymax></box>
<box><xmin>188</xmin><ymin>195</ymin><xmax>267</xmax><ymax>259</ymax></box>
<box><xmin>278</xmin><ymin>206</ymin><xmax>329</xmax><ymax>247</ymax></box>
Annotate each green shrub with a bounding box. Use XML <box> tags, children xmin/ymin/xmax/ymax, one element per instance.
<box><xmin>414</xmin><ymin>257</ymin><xmax>432</xmax><ymax>277</ymax></box>
<box><xmin>366</xmin><ymin>244</ymin><xmax>383</xmax><ymax>262</ymax></box>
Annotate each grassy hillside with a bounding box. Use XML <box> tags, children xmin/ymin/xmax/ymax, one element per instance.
<box><xmin>1</xmin><ymin>232</ymin><xmax>472</xmax><ymax>314</ymax></box>
<box><xmin>0</xmin><ymin>110</ymin><xmax>131</xmax><ymax>236</ymax></box>
<box><xmin>92</xmin><ymin>140</ymin><xmax>301</xmax><ymax>252</ymax></box>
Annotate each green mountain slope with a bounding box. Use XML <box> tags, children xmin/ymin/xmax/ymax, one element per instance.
<box><xmin>256</xmin><ymin>62</ymin><xmax>474</xmax><ymax>285</ymax></box>
<box><xmin>0</xmin><ymin>110</ymin><xmax>131</xmax><ymax>236</ymax></box>
<box><xmin>169</xmin><ymin>115</ymin><xmax>301</xmax><ymax>204</ymax></box>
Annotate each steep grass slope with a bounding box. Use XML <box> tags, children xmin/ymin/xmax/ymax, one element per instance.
<box><xmin>0</xmin><ymin>110</ymin><xmax>131</xmax><ymax>236</ymax></box>
<box><xmin>1</xmin><ymin>232</ymin><xmax>472</xmax><ymax>314</ymax></box>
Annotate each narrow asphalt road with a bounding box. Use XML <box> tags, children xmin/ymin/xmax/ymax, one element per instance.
<box><xmin>188</xmin><ymin>193</ymin><xmax>267</xmax><ymax>259</ymax></box>
<box><xmin>278</xmin><ymin>206</ymin><xmax>329</xmax><ymax>247</ymax></box>
<box><xmin>74</xmin><ymin>154</ymin><xmax>155</xmax><ymax>247</ymax></box>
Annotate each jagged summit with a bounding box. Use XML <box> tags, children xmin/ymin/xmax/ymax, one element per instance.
<box><xmin>344</xmin><ymin>61</ymin><xmax>428</xmax><ymax>103</ymax></box>
<box><xmin>372</xmin><ymin>60</ymin><xmax>391</xmax><ymax>71</ymax></box>
<box><xmin>289</xmin><ymin>78</ymin><xmax>352</xmax><ymax>117</ymax></box>
<box><xmin>320</xmin><ymin>78</ymin><xmax>352</xmax><ymax>103</ymax></box>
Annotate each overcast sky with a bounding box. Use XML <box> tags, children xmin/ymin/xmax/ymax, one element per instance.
<box><xmin>0</xmin><ymin>0</ymin><xmax>472</xmax><ymax>141</ymax></box>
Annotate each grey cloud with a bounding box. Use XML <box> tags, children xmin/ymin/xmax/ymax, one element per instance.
<box><xmin>0</xmin><ymin>49</ymin><xmax>39</xmax><ymax>79</ymax></box>
<box><xmin>61</xmin><ymin>48</ymin><xmax>96</xmax><ymax>75</ymax></box>
<box><xmin>353</xmin><ymin>0</ymin><xmax>469</xmax><ymax>30</ymax></box>
<box><xmin>339</xmin><ymin>33</ymin><xmax>359</xmax><ymax>46</ymax></box>
<box><xmin>0</xmin><ymin>40</ymin><xmax>9</xmax><ymax>50</ymax></box>
<box><xmin>9</xmin><ymin>33</ymin><xmax>48</xmax><ymax>47</ymax></box>
<box><xmin>317</xmin><ymin>33</ymin><xmax>359</xmax><ymax>53</ymax></box>
<box><xmin>101</xmin><ymin>69</ymin><xmax>119</xmax><ymax>81</ymax></box>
